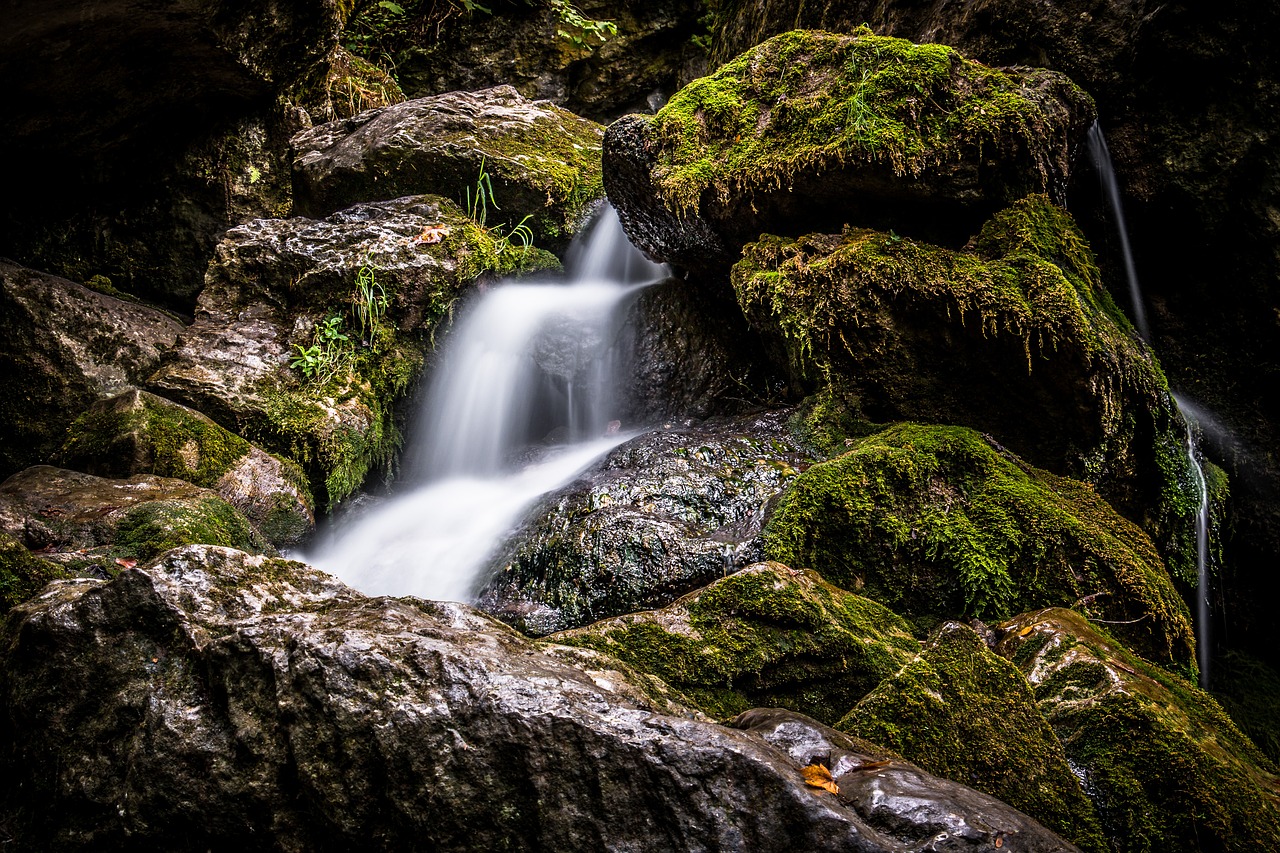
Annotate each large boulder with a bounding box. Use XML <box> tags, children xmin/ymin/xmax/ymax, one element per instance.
<box><xmin>59</xmin><ymin>389</ymin><xmax>314</xmax><ymax>548</ymax></box>
<box><xmin>0</xmin><ymin>467</ymin><xmax>267</xmax><ymax>568</ymax></box>
<box><xmin>476</xmin><ymin>410</ymin><xmax>814</xmax><ymax>634</ymax></box>
<box><xmin>734</xmin><ymin>196</ymin><xmax>1199</xmax><ymax>568</ymax></box>
<box><xmin>0</xmin><ymin>261</ymin><xmax>184</xmax><ymax>476</ymax></box>
<box><xmin>839</xmin><ymin>621</ymin><xmax>1107</xmax><ymax>852</ymax></box>
<box><xmin>763</xmin><ymin>424</ymin><xmax>1195</xmax><ymax>670</ymax></box>
<box><xmin>996</xmin><ymin>608</ymin><xmax>1280</xmax><ymax>852</ymax></box>
<box><xmin>604</xmin><ymin>29</ymin><xmax>1094</xmax><ymax>272</ymax></box>
<box><xmin>291</xmin><ymin>86</ymin><xmax>605</xmax><ymax>249</ymax></box>
<box><xmin>552</xmin><ymin>562</ymin><xmax>921</xmax><ymax>724</ymax></box>
<box><xmin>148</xmin><ymin>195</ymin><xmax>559</xmax><ymax>507</ymax></box>
<box><xmin>0</xmin><ymin>543</ymin><xmax>1080</xmax><ymax>851</ymax></box>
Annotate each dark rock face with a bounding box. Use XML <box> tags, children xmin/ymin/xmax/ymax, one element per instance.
<box><xmin>604</xmin><ymin>29</ymin><xmax>1095</xmax><ymax>273</ymax></box>
<box><xmin>476</xmin><ymin>411</ymin><xmax>814</xmax><ymax>634</ymax></box>
<box><xmin>0</xmin><ymin>261</ymin><xmax>184</xmax><ymax>477</ymax></box>
<box><xmin>0</xmin><ymin>544</ymin><xmax>1079</xmax><ymax>851</ymax></box>
<box><xmin>996</xmin><ymin>608</ymin><xmax>1280</xmax><ymax>852</ymax></box>
<box><xmin>371</xmin><ymin>0</ymin><xmax>708</xmax><ymax>123</ymax></box>
<box><xmin>291</xmin><ymin>86</ymin><xmax>606</xmax><ymax>249</ymax></box>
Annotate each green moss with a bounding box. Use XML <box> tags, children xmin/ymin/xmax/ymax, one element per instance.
<box><xmin>112</xmin><ymin>497</ymin><xmax>263</xmax><ymax>561</ymax></box>
<box><xmin>764</xmin><ymin>423</ymin><xmax>1195</xmax><ymax>670</ymax></box>
<box><xmin>647</xmin><ymin>29</ymin><xmax>1090</xmax><ymax>212</ymax></box>
<box><xmin>1002</xmin><ymin>609</ymin><xmax>1280</xmax><ymax>852</ymax></box>
<box><xmin>788</xmin><ymin>383</ymin><xmax>883</xmax><ymax>458</ymax></box>
<box><xmin>840</xmin><ymin>622</ymin><xmax>1108</xmax><ymax>851</ymax></box>
<box><xmin>551</xmin><ymin>562</ymin><xmax>920</xmax><ymax>723</ymax></box>
<box><xmin>0</xmin><ymin>533</ymin><xmax>69</xmax><ymax>613</ymax></box>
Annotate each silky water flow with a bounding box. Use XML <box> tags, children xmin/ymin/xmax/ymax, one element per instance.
<box><xmin>305</xmin><ymin>205</ymin><xmax>666</xmax><ymax>601</ymax></box>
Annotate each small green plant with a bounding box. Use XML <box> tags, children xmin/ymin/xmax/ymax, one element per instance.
<box><xmin>290</xmin><ymin>315</ymin><xmax>351</xmax><ymax>385</ymax></box>
<box><xmin>352</xmin><ymin>260</ymin><xmax>389</xmax><ymax>350</ymax></box>
<box><xmin>549</xmin><ymin>0</ymin><xmax>617</xmax><ymax>51</ymax></box>
<box><xmin>465</xmin><ymin>156</ymin><xmax>499</xmax><ymax>226</ymax></box>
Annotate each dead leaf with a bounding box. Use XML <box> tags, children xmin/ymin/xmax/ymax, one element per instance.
<box><xmin>115</xmin><ymin>558</ymin><xmax>137</xmax><ymax>569</ymax></box>
<box><xmin>1018</xmin><ymin>625</ymin><xmax>1034</xmax><ymax>637</ymax></box>
<box><xmin>852</xmin><ymin>759</ymin><xmax>890</xmax><ymax>772</ymax></box>
<box><xmin>801</xmin><ymin>763</ymin><xmax>839</xmax><ymax>795</ymax></box>
<box><xmin>412</xmin><ymin>224</ymin><xmax>450</xmax><ymax>245</ymax></box>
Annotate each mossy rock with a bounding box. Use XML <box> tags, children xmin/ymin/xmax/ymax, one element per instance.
<box><xmin>764</xmin><ymin>423</ymin><xmax>1195</xmax><ymax>670</ymax></box>
<box><xmin>148</xmin><ymin>195</ymin><xmax>560</xmax><ymax>508</ymax></box>
<box><xmin>292</xmin><ymin>85</ymin><xmax>605</xmax><ymax>250</ymax></box>
<box><xmin>604</xmin><ymin>28</ymin><xmax>1094</xmax><ymax>271</ymax></box>
<box><xmin>1212</xmin><ymin>650</ymin><xmax>1280</xmax><ymax>770</ymax></box>
<box><xmin>839</xmin><ymin>621</ymin><xmax>1107</xmax><ymax>852</ymax></box>
<box><xmin>0</xmin><ymin>533</ymin><xmax>69</xmax><ymax>613</ymax></box>
<box><xmin>997</xmin><ymin>608</ymin><xmax>1280</xmax><ymax>852</ymax></box>
<box><xmin>735</xmin><ymin>195</ymin><xmax>1200</xmax><ymax>577</ymax></box>
<box><xmin>60</xmin><ymin>389</ymin><xmax>315</xmax><ymax>548</ymax></box>
<box><xmin>0</xmin><ymin>466</ymin><xmax>268</xmax><ymax>570</ymax></box>
<box><xmin>550</xmin><ymin>561</ymin><xmax>921</xmax><ymax>723</ymax></box>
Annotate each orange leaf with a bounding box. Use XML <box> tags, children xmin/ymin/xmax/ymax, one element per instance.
<box><xmin>801</xmin><ymin>763</ymin><xmax>839</xmax><ymax>795</ymax></box>
<box><xmin>412</xmin><ymin>224</ymin><xmax>451</xmax><ymax>245</ymax></box>
<box><xmin>115</xmin><ymin>558</ymin><xmax>137</xmax><ymax>569</ymax></box>
<box><xmin>1018</xmin><ymin>625</ymin><xmax>1034</xmax><ymax>637</ymax></box>
<box><xmin>853</xmin><ymin>759</ymin><xmax>890</xmax><ymax>772</ymax></box>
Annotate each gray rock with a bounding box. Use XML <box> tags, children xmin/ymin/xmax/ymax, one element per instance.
<box><xmin>291</xmin><ymin>86</ymin><xmax>605</xmax><ymax>249</ymax></box>
<box><xmin>0</xmin><ymin>261</ymin><xmax>184</xmax><ymax>476</ymax></box>
<box><xmin>0</xmin><ymin>543</ymin><xmax>1080</xmax><ymax>851</ymax></box>
<box><xmin>476</xmin><ymin>410</ymin><xmax>814</xmax><ymax>634</ymax></box>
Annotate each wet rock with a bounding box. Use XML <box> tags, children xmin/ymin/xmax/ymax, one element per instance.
<box><xmin>0</xmin><ymin>466</ymin><xmax>267</xmax><ymax>568</ymax></box>
<box><xmin>60</xmin><ymin>389</ymin><xmax>314</xmax><ymax>548</ymax></box>
<box><xmin>148</xmin><ymin>195</ymin><xmax>559</xmax><ymax>507</ymax></box>
<box><xmin>735</xmin><ymin>196</ymin><xmax>1199</xmax><ymax>568</ymax></box>
<box><xmin>551</xmin><ymin>562</ymin><xmax>921</xmax><ymax>723</ymax></box>
<box><xmin>839</xmin><ymin>621</ymin><xmax>1107</xmax><ymax>851</ymax></box>
<box><xmin>291</xmin><ymin>86</ymin><xmax>605</xmax><ymax>249</ymax></box>
<box><xmin>476</xmin><ymin>410</ymin><xmax>814</xmax><ymax>634</ymax></box>
<box><xmin>730</xmin><ymin>708</ymin><xmax>1083</xmax><ymax>852</ymax></box>
<box><xmin>996</xmin><ymin>608</ymin><xmax>1280</xmax><ymax>852</ymax></box>
<box><xmin>764</xmin><ymin>424</ymin><xmax>1195</xmax><ymax>669</ymax></box>
<box><xmin>0</xmin><ymin>543</ymin><xmax>1080</xmax><ymax>851</ymax></box>
<box><xmin>604</xmin><ymin>29</ymin><xmax>1094</xmax><ymax>273</ymax></box>
<box><xmin>0</xmin><ymin>261</ymin><xmax>184</xmax><ymax>477</ymax></box>
<box><xmin>389</xmin><ymin>0</ymin><xmax>707</xmax><ymax>122</ymax></box>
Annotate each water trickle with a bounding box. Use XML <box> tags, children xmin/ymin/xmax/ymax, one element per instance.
<box><xmin>1175</xmin><ymin>394</ymin><xmax>1212</xmax><ymax>689</ymax></box>
<box><xmin>305</xmin><ymin>204</ymin><xmax>666</xmax><ymax>601</ymax></box>
<box><xmin>1086</xmin><ymin>122</ymin><xmax>1151</xmax><ymax>342</ymax></box>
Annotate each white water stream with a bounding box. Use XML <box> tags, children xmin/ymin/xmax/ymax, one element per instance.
<box><xmin>305</xmin><ymin>205</ymin><xmax>666</xmax><ymax>601</ymax></box>
<box><xmin>1086</xmin><ymin>122</ymin><xmax>1151</xmax><ymax>342</ymax></box>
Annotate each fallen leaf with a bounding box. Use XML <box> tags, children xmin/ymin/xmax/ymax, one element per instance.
<box><xmin>852</xmin><ymin>759</ymin><xmax>890</xmax><ymax>772</ymax></box>
<box><xmin>413</xmin><ymin>224</ymin><xmax>450</xmax><ymax>244</ymax></box>
<box><xmin>995</xmin><ymin>836</ymin><xmax>1003</xmax><ymax>848</ymax></box>
<box><xmin>115</xmin><ymin>558</ymin><xmax>138</xmax><ymax>569</ymax></box>
<box><xmin>1018</xmin><ymin>625</ymin><xmax>1034</xmax><ymax>637</ymax></box>
<box><xmin>801</xmin><ymin>763</ymin><xmax>839</xmax><ymax>795</ymax></box>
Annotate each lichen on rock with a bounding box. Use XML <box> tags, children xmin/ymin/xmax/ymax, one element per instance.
<box><xmin>763</xmin><ymin>423</ymin><xmax>1195</xmax><ymax>670</ymax></box>
<box><xmin>550</xmin><ymin>562</ymin><xmax>921</xmax><ymax>723</ymax></box>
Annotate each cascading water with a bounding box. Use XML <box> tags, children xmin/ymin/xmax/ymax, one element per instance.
<box><xmin>305</xmin><ymin>205</ymin><xmax>666</xmax><ymax>601</ymax></box>
<box><xmin>1086</xmin><ymin>122</ymin><xmax>1151</xmax><ymax>342</ymax></box>
<box><xmin>1175</xmin><ymin>393</ymin><xmax>1212</xmax><ymax>689</ymax></box>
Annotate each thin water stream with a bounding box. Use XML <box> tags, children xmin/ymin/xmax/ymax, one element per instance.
<box><xmin>305</xmin><ymin>205</ymin><xmax>666</xmax><ymax>601</ymax></box>
<box><xmin>1086</xmin><ymin>122</ymin><xmax>1151</xmax><ymax>342</ymax></box>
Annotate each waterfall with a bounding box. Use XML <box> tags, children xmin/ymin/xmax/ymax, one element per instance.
<box><xmin>1086</xmin><ymin>122</ymin><xmax>1151</xmax><ymax>342</ymax></box>
<box><xmin>1175</xmin><ymin>394</ymin><xmax>1212</xmax><ymax>689</ymax></box>
<box><xmin>304</xmin><ymin>204</ymin><xmax>666</xmax><ymax>602</ymax></box>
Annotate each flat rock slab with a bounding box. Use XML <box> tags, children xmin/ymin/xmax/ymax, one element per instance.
<box><xmin>0</xmin><ymin>543</ymin><xmax>1077</xmax><ymax>851</ymax></box>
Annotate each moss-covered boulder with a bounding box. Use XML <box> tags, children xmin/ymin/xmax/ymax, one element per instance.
<box><xmin>839</xmin><ymin>621</ymin><xmax>1107</xmax><ymax>851</ymax></box>
<box><xmin>0</xmin><ymin>533</ymin><xmax>68</xmax><ymax>614</ymax></box>
<box><xmin>148</xmin><ymin>195</ymin><xmax>559</xmax><ymax>507</ymax></box>
<box><xmin>59</xmin><ymin>389</ymin><xmax>314</xmax><ymax>548</ymax></box>
<box><xmin>291</xmin><ymin>86</ymin><xmax>605</xmax><ymax>249</ymax></box>
<box><xmin>604</xmin><ymin>28</ymin><xmax>1094</xmax><ymax>271</ymax></box>
<box><xmin>0</xmin><ymin>261</ymin><xmax>184</xmax><ymax>478</ymax></box>
<box><xmin>764</xmin><ymin>423</ymin><xmax>1194</xmax><ymax>669</ymax></box>
<box><xmin>477</xmin><ymin>411</ymin><xmax>814</xmax><ymax>634</ymax></box>
<box><xmin>735</xmin><ymin>196</ymin><xmax>1199</xmax><ymax>566</ymax></box>
<box><xmin>997</xmin><ymin>608</ymin><xmax>1280</xmax><ymax>852</ymax></box>
<box><xmin>0</xmin><ymin>467</ymin><xmax>267</xmax><ymax>568</ymax></box>
<box><xmin>551</xmin><ymin>562</ymin><xmax>920</xmax><ymax>723</ymax></box>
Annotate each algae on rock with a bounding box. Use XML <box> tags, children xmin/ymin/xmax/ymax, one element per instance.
<box><xmin>997</xmin><ymin>608</ymin><xmax>1280</xmax><ymax>853</ymax></box>
<box><xmin>551</xmin><ymin>562</ymin><xmax>921</xmax><ymax>723</ymax></box>
<box><xmin>764</xmin><ymin>423</ymin><xmax>1195</xmax><ymax>670</ymax></box>
<box><xmin>839</xmin><ymin>621</ymin><xmax>1108</xmax><ymax>852</ymax></box>
<box><xmin>0</xmin><ymin>533</ymin><xmax>69</xmax><ymax>614</ymax></box>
